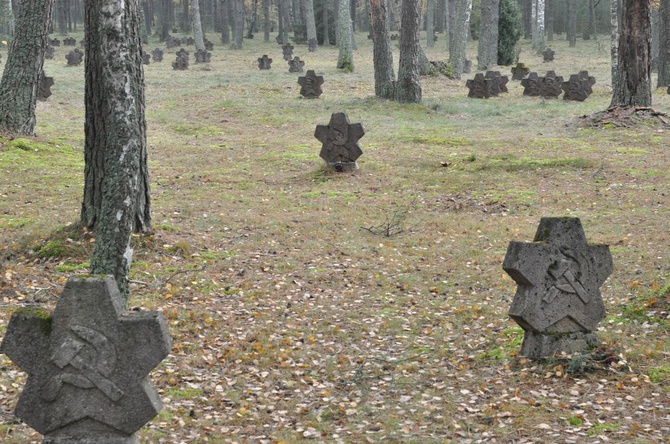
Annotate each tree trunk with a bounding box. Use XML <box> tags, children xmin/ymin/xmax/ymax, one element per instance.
<box><xmin>83</xmin><ymin>0</ymin><xmax>150</xmax><ymax>302</ymax></box>
<box><xmin>143</xmin><ymin>0</ymin><xmax>153</xmax><ymax>37</ymax></box>
<box><xmin>477</xmin><ymin>0</ymin><xmax>499</xmax><ymax>69</ymax></box>
<box><xmin>395</xmin><ymin>0</ymin><xmax>421</xmax><ymax>102</ymax></box>
<box><xmin>323</xmin><ymin>0</ymin><xmax>331</xmax><ymax>44</ymax></box>
<box><xmin>531</xmin><ymin>0</ymin><xmax>544</xmax><ymax>51</ymax></box>
<box><xmin>182</xmin><ymin>0</ymin><xmax>191</xmax><ymax>32</ymax></box>
<box><xmin>448</xmin><ymin>0</ymin><xmax>472</xmax><ymax>79</ymax></box>
<box><xmin>589</xmin><ymin>0</ymin><xmax>597</xmax><ymax>40</ymax></box>
<box><xmin>522</xmin><ymin>0</ymin><xmax>531</xmax><ymax>38</ymax></box>
<box><xmin>192</xmin><ymin>0</ymin><xmax>205</xmax><ymax>50</ymax></box>
<box><xmin>333</xmin><ymin>0</ymin><xmax>339</xmax><ymax>42</ymax></box>
<box><xmin>610</xmin><ymin>0</ymin><xmax>618</xmax><ymax>87</ymax></box>
<box><xmin>58</xmin><ymin>0</ymin><xmax>68</xmax><ymax>34</ymax></box>
<box><xmin>220</xmin><ymin>0</ymin><xmax>230</xmax><ymax>43</ymax></box>
<box><xmin>158</xmin><ymin>0</ymin><xmax>172</xmax><ymax>40</ymax></box>
<box><xmin>426</xmin><ymin>0</ymin><xmax>434</xmax><ymax>47</ymax></box>
<box><xmin>0</xmin><ymin>0</ymin><xmax>53</xmax><ymax>136</ymax></box>
<box><xmin>280</xmin><ymin>0</ymin><xmax>290</xmax><ymax>43</ymax></box>
<box><xmin>304</xmin><ymin>0</ymin><xmax>318</xmax><ymax>47</ymax></box>
<box><xmin>263</xmin><ymin>0</ymin><xmax>270</xmax><ymax>41</ymax></box>
<box><xmin>545</xmin><ymin>0</ymin><xmax>553</xmax><ymax>41</ymax></box>
<box><xmin>659</xmin><ymin>0</ymin><xmax>670</xmax><ymax>87</ymax></box>
<box><xmin>369</xmin><ymin>0</ymin><xmax>395</xmax><ymax>98</ymax></box>
<box><xmin>610</xmin><ymin>0</ymin><xmax>651</xmax><ymax>107</ymax></box>
<box><xmin>567</xmin><ymin>0</ymin><xmax>576</xmax><ymax>46</ymax></box>
<box><xmin>336</xmin><ymin>0</ymin><xmax>353</xmax><ymax>70</ymax></box>
<box><xmin>232</xmin><ymin>0</ymin><xmax>243</xmax><ymax>48</ymax></box>
<box><xmin>0</xmin><ymin>0</ymin><xmax>15</xmax><ymax>39</ymax></box>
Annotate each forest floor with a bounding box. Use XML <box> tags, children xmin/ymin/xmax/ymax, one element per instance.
<box><xmin>0</xmin><ymin>32</ymin><xmax>669</xmax><ymax>443</ymax></box>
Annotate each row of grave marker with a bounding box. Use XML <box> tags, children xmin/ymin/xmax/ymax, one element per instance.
<box><xmin>466</xmin><ymin>70</ymin><xmax>597</xmax><ymax>101</ymax></box>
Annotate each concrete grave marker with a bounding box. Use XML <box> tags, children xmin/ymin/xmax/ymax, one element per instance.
<box><xmin>466</xmin><ymin>72</ymin><xmax>508</xmax><ymax>98</ymax></box>
<box><xmin>65</xmin><ymin>48</ymin><xmax>83</xmax><ymax>66</ymax></box>
<box><xmin>503</xmin><ymin>218</ymin><xmax>613</xmax><ymax>359</ymax></box>
<box><xmin>282</xmin><ymin>44</ymin><xmax>294</xmax><ymax>60</ymax></box>
<box><xmin>204</xmin><ymin>39</ymin><xmax>214</xmax><ymax>51</ymax></box>
<box><xmin>511</xmin><ymin>62</ymin><xmax>530</xmax><ymax>80</ymax></box>
<box><xmin>298</xmin><ymin>70</ymin><xmax>324</xmax><ymax>98</ymax></box>
<box><xmin>151</xmin><ymin>47</ymin><xmax>164</xmax><ymax>62</ymax></box>
<box><xmin>142</xmin><ymin>51</ymin><xmax>151</xmax><ymax>65</ymax></box>
<box><xmin>315</xmin><ymin>112</ymin><xmax>365</xmax><ymax>172</ymax></box>
<box><xmin>308</xmin><ymin>38</ymin><xmax>317</xmax><ymax>52</ymax></box>
<box><xmin>288</xmin><ymin>56</ymin><xmax>305</xmax><ymax>73</ymax></box>
<box><xmin>257</xmin><ymin>54</ymin><xmax>272</xmax><ymax>69</ymax></box>
<box><xmin>543</xmin><ymin>47</ymin><xmax>555</xmax><ymax>62</ymax></box>
<box><xmin>45</xmin><ymin>45</ymin><xmax>55</xmax><ymax>60</ymax></box>
<box><xmin>49</xmin><ymin>38</ymin><xmax>61</xmax><ymax>47</ymax></box>
<box><xmin>540</xmin><ymin>70</ymin><xmax>564</xmax><ymax>98</ymax></box>
<box><xmin>0</xmin><ymin>276</ymin><xmax>172</xmax><ymax>443</ymax></box>
<box><xmin>521</xmin><ymin>72</ymin><xmax>541</xmax><ymax>96</ymax></box>
<box><xmin>172</xmin><ymin>48</ymin><xmax>189</xmax><ymax>70</ymax></box>
<box><xmin>195</xmin><ymin>49</ymin><xmax>211</xmax><ymax>63</ymax></box>
<box><xmin>37</xmin><ymin>70</ymin><xmax>54</xmax><ymax>101</ymax></box>
<box><xmin>63</xmin><ymin>37</ymin><xmax>77</xmax><ymax>46</ymax></box>
<box><xmin>562</xmin><ymin>71</ymin><xmax>596</xmax><ymax>101</ymax></box>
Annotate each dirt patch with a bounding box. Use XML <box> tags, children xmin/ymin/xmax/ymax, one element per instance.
<box><xmin>579</xmin><ymin>106</ymin><xmax>670</xmax><ymax>128</ymax></box>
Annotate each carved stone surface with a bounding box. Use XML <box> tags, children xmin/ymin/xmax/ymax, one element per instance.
<box><xmin>521</xmin><ymin>72</ymin><xmax>541</xmax><ymax>96</ymax></box>
<box><xmin>151</xmin><ymin>48</ymin><xmax>164</xmax><ymax>63</ymax></box>
<box><xmin>315</xmin><ymin>112</ymin><xmax>365</xmax><ymax>172</ymax></box>
<box><xmin>63</xmin><ymin>37</ymin><xmax>76</xmax><ymax>46</ymax></box>
<box><xmin>463</xmin><ymin>59</ymin><xmax>472</xmax><ymax>74</ymax></box>
<box><xmin>257</xmin><ymin>54</ymin><xmax>272</xmax><ymax>70</ymax></box>
<box><xmin>503</xmin><ymin>218</ymin><xmax>613</xmax><ymax>359</ymax></box>
<box><xmin>172</xmin><ymin>48</ymin><xmax>189</xmax><ymax>70</ymax></box>
<box><xmin>308</xmin><ymin>38</ymin><xmax>317</xmax><ymax>52</ymax></box>
<box><xmin>562</xmin><ymin>71</ymin><xmax>596</xmax><ymax>101</ymax></box>
<box><xmin>45</xmin><ymin>46</ymin><xmax>55</xmax><ymax>60</ymax></box>
<box><xmin>282</xmin><ymin>44</ymin><xmax>294</xmax><ymax>60</ymax></box>
<box><xmin>297</xmin><ymin>70</ymin><xmax>324</xmax><ymax>98</ymax></box>
<box><xmin>194</xmin><ymin>49</ymin><xmax>211</xmax><ymax>63</ymax></box>
<box><xmin>511</xmin><ymin>63</ymin><xmax>530</xmax><ymax>81</ymax></box>
<box><xmin>165</xmin><ymin>36</ymin><xmax>180</xmax><ymax>49</ymax></box>
<box><xmin>540</xmin><ymin>70</ymin><xmax>564</xmax><ymax>98</ymax></box>
<box><xmin>466</xmin><ymin>72</ymin><xmax>508</xmax><ymax>99</ymax></box>
<box><xmin>65</xmin><ymin>48</ymin><xmax>83</xmax><ymax>66</ymax></box>
<box><xmin>204</xmin><ymin>39</ymin><xmax>214</xmax><ymax>51</ymax></box>
<box><xmin>142</xmin><ymin>52</ymin><xmax>151</xmax><ymax>65</ymax></box>
<box><xmin>288</xmin><ymin>56</ymin><xmax>305</xmax><ymax>73</ymax></box>
<box><xmin>466</xmin><ymin>73</ymin><xmax>489</xmax><ymax>98</ymax></box>
<box><xmin>0</xmin><ymin>276</ymin><xmax>172</xmax><ymax>443</ymax></box>
<box><xmin>49</xmin><ymin>38</ymin><xmax>61</xmax><ymax>47</ymax></box>
<box><xmin>542</xmin><ymin>47</ymin><xmax>555</xmax><ymax>62</ymax></box>
<box><xmin>37</xmin><ymin>70</ymin><xmax>54</xmax><ymax>101</ymax></box>
<box><xmin>484</xmin><ymin>70</ymin><xmax>509</xmax><ymax>94</ymax></box>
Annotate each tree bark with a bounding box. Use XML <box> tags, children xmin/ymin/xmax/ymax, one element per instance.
<box><xmin>448</xmin><ymin>0</ymin><xmax>472</xmax><ymax>79</ymax></box>
<box><xmin>220</xmin><ymin>0</ymin><xmax>230</xmax><ymax>43</ymax></box>
<box><xmin>531</xmin><ymin>0</ymin><xmax>544</xmax><ymax>51</ymax></box>
<box><xmin>610</xmin><ymin>0</ymin><xmax>618</xmax><ymax>88</ymax></box>
<box><xmin>192</xmin><ymin>0</ymin><xmax>205</xmax><ymax>50</ymax></box>
<box><xmin>545</xmin><ymin>0</ymin><xmax>553</xmax><ymax>41</ymax></box>
<box><xmin>232</xmin><ymin>0</ymin><xmax>244</xmax><ymax>48</ymax></box>
<box><xmin>263</xmin><ymin>0</ymin><xmax>270</xmax><ymax>41</ymax></box>
<box><xmin>0</xmin><ymin>0</ymin><xmax>53</xmax><ymax>136</ymax></box>
<box><xmin>336</xmin><ymin>0</ymin><xmax>354</xmax><ymax>70</ymax></box>
<box><xmin>83</xmin><ymin>0</ymin><xmax>150</xmax><ymax>302</ymax></box>
<box><xmin>369</xmin><ymin>0</ymin><xmax>395</xmax><ymax>98</ymax></box>
<box><xmin>659</xmin><ymin>0</ymin><xmax>670</xmax><ymax>87</ymax></box>
<box><xmin>610</xmin><ymin>0</ymin><xmax>652</xmax><ymax>107</ymax></box>
<box><xmin>567</xmin><ymin>0</ymin><xmax>576</xmax><ymax>47</ymax></box>
<box><xmin>426</xmin><ymin>0</ymin><xmax>434</xmax><ymax>47</ymax></box>
<box><xmin>477</xmin><ymin>0</ymin><xmax>499</xmax><ymax>70</ymax></box>
<box><xmin>304</xmin><ymin>0</ymin><xmax>318</xmax><ymax>46</ymax></box>
<box><xmin>395</xmin><ymin>0</ymin><xmax>421</xmax><ymax>102</ymax></box>
<box><xmin>158</xmin><ymin>0</ymin><xmax>173</xmax><ymax>40</ymax></box>
<box><xmin>182</xmin><ymin>0</ymin><xmax>191</xmax><ymax>32</ymax></box>
<box><xmin>323</xmin><ymin>0</ymin><xmax>331</xmax><ymax>44</ymax></box>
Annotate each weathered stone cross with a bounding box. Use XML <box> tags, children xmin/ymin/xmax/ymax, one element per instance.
<box><xmin>314</xmin><ymin>112</ymin><xmax>365</xmax><ymax>172</ymax></box>
<box><xmin>503</xmin><ymin>218</ymin><xmax>613</xmax><ymax>359</ymax></box>
<box><xmin>1</xmin><ymin>276</ymin><xmax>172</xmax><ymax>443</ymax></box>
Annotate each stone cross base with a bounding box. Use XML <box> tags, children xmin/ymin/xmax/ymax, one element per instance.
<box><xmin>328</xmin><ymin>161</ymin><xmax>358</xmax><ymax>172</ymax></box>
<box><xmin>521</xmin><ymin>331</ymin><xmax>600</xmax><ymax>360</ymax></box>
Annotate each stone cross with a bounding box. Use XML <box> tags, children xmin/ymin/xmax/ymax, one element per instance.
<box><xmin>484</xmin><ymin>70</ymin><xmax>509</xmax><ymax>94</ymax></box>
<box><xmin>314</xmin><ymin>112</ymin><xmax>365</xmax><ymax>172</ymax></box>
<box><xmin>151</xmin><ymin>47</ymin><xmax>164</xmax><ymax>63</ymax></box>
<box><xmin>195</xmin><ymin>49</ymin><xmax>211</xmax><ymax>63</ymax></box>
<box><xmin>165</xmin><ymin>36</ymin><xmax>180</xmax><ymax>49</ymax></box>
<box><xmin>172</xmin><ymin>48</ymin><xmax>189</xmax><ymax>70</ymax></box>
<box><xmin>65</xmin><ymin>48</ymin><xmax>84</xmax><ymax>66</ymax></box>
<box><xmin>204</xmin><ymin>39</ymin><xmax>214</xmax><ymax>51</ymax></box>
<box><xmin>142</xmin><ymin>52</ymin><xmax>151</xmax><ymax>65</ymax></box>
<box><xmin>540</xmin><ymin>70</ymin><xmax>564</xmax><ymax>98</ymax></box>
<box><xmin>63</xmin><ymin>37</ymin><xmax>76</xmax><ymax>46</ymax></box>
<box><xmin>562</xmin><ymin>71</ymin><xmax>595</xmax><ymax>101</ymax></box>
<box><xmin>37</xmin><ymin>70</ymin><xmax>54</xmax><ymax>101</ymax></box>
<box><xmin>308</xmin><ymin>38</ymin><xmax>317</xmax><ymax>52</ymax></box>
<box><xmin>511</xmin><ymin>63</ymin><xmax>530</xmax><ymax>80</ymax></box>
<box><xmin>521</xmin><ymin>72</ymin><xmax>541</xmax><ymax>96</ymax></box>
<box><xmin>49</xmin><ymin>38</ymin><xmax>61</xmax><ymax>47</ymax></box>
<box><xmin>288</xmin><ymin>56</ymin><xmax>305</xmax><ymax>73</ymax></box>
<box><xmin>258</xmin><ymin>54</ymin><xmax>272</xmax><ymax>69</ymax></box>
<box><xmin>503</xmin><ymin>218</ymin><xmax>613</xmax><ymax>359</ymax></box>
<box><xmin>298</xmin><ymin>70</ymin><xmax>324</xmax><ymax>98</ymax></box>
<box><xmin>466</xmin><ymin>72</ymin><xmax>508</xmax><ymax>99</ymax></box>
<box><xmin>45</xmin><ymin>45</ymin><xmax>55</xmax><ymax>60</ymax></box>
<box><xmin>0</xmin><ymin>276</ymin><xmax>172</xmax><ymax>443</ymax></box>
<box><xmin>282</xmin><ymin>44</ymin><xmax>294</xmax><ymax>60</ymax></box>
<box><xmin>542</xmin><ymin>47</ymin><xmax>555</xmax><ymax>62</ymax></box>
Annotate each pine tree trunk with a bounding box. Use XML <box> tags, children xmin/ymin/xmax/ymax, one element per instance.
<box><xmin>323</xmin><ymin>0</ymin><xmax>331</xmax><ymax>44</ymax></box>
<box><xmin>546</xmin><ymin>0</ymin><xmax>553</xmax><ymax>41</ymax></box>
<box><xmin>83</xmin><ymin>0</ymin><xmax>150</xmax><ymax>302</ymax></box>
<box><xmin>426</xmin><ymin>0</ymin><xmax>435</xmax><ymax>47</ymax></box>
<box><xmin>395</xmin><ymin>0</ymin><xmax>421</xmax><ymax>102</ymax></box>
<box><xmin>610</xmin><ymin>0</ymin><xmax>651</xmax><ymax>107</ymax></box>
<box><xmin>659</xmin><ymin>0</ymin><xmax>670</xmax><ymax>87</ymax></box>
<box><xmin>567</xmin><ymin>0</ymin><xmax>576</xmax><ymax>47</ymax></box>
<box><xmin>0</xmin><ymin>0</ymin><xmax>53</xmax><ymax>136</ymax></box>
<box><xmin>192</xmin><ymin>0</ymin><xmax>206</xmax><ymax>50</ymax></box>
<box><xmin>477</xmin><ymin>0</ymin><xmax>499</xmax><ymax>70</ymax></box>
<box><xmin>220</xmin><ymin>0</ymin><xmax>230</xmax><ymax>43</ymax></box>
<box><xmin>369</xmin><ymin>0</ymin><xmax>395</xmax><ymax>98</ymax></box>
<box><xmin>158</xmin><ymin>0</ymin><xmax>172</xmax><ymax>40</ymax></box>
<box><xmin>304</xmin><ymin>0</ymin><xmax>318</xmax><ymax>47</ymax></box>
<box><xmin>263</xmin><ymin>0</ymin><xmax>270</xmax><ymax>41</ymax></box>
<box><xmin>448</xmin><ymin>0</ymin><xmax>472</xmax><ymax>79</ymax></box>
<box><xmin>183</xmin><ymin>0</ymin><xmax>191</xmax><ymax>32</ymax></box>
<box><xmin>589</xmin><ymin>0</ymin><xmax>597</xmax><ymax>40</ymax></box>
<box><xmin>610</xmin><ymin>0</ymin><xmax>618</xmax><ymax>88</ymax></box>
<box><xmin>531</xmin><ymin>0</ymin><xmax>544</xmax><ymax>51</ymax></box>
<box><xmin>233</xmin><ymin>0</ymin><xmax>244</xmax><ymax>48</ymax></box>
<box><xmin>336</xmin><ymin>0</ymin><xmax>353</xmax><ymax>70</ymax></box>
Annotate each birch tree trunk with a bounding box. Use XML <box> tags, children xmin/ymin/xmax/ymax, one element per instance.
<box><xmin>83</xmin><ymin>0</ymin><xmax>150</xmax><ymax>302</ymax></box>
<box><xmin>477</xmin><ymin>0</ymin><xmax>499</xmax><ymax>70</ymax></box>
<box><xmin>0</xmin><ymin>0</ymin><xmax>53</xmax><ymax>135</ymax></box>
<box><xmin>610</xmin><ymin>0</ymin><xmax>652</xmax><ymax>107</ymax></box>
<box><xmin>395</xmin><ymin>0</ymin><xmax>421</xmax><ymax>102</ymax></box>
<box><xmin>531</xmin><ymin>0</ymin><xmax>544</xmax><ymax>52</ymax></box>
<box><xmin>659</xmin><ymin>0</ymin><xmax>670</xmax><ymax>87</ymax></box>
<box><xmin>336</xmin><ymin>0</ymin><xmax>354</xmax><ymax>70</ymax></box>
<box><xmin>448</xmin><ymin>0</ymin><xmax>472</xmax><ymax>79</ymax></box>
<box><xmin>370</xmin><ymin>0</ymin><xmax>395</xmax><ymax>98</ymax></box>
<box><xmin>192</xmin><ymin>0</ymin><xmax>206</xmax><ymax>50</ymax></box>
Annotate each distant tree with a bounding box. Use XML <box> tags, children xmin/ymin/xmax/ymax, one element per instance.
<box><xmin>567</xmin><ymin>0</ymin><xmax>576</xmax><ymax>46</ymax></box>
<box><xmin>395</xmin><ymin>0</ymin><xmax>421</xmax><ymax>102</ymax></box>
<box><xmin>336</xmin><ymin>0</ymin><xmax>354</xmax><ymax>70</ymax></box>
<box><xmin>83</xmin><ymin>0</ymin><xmax>151</xmax><ymax>302</ymax></box>
<box><xmin>448</xmin><ymin>0</ymin><xmax>472</xmax><ymax>79</ymax></box>
<box><xmin>610</xmin><ymin>0</ymin><xmax>618</xmax><ymax>87</ymax></box>
<box><xmin>232</xmin><ymin>0</ymin><xmax>244</xmax><ymax>48</ymax></box>
<box><xmin>531</xmin><ymin>0</ymin><xmax>544</xmax><ymax>51</ymax></box>
<box><xmin>477</xmin><ymin>0</ymin><xmax>499</xmax><ymax>70</ymax></box>
<box><xmin>220</xmin><ymin>0</ymin><xmax>230</xmax><ymax>44</ymax></box>
<box><xmin>0</xmin><ymin>0</ymin><xmax>14</xmax><ymax>40</ymax></box>
<box><xmin>369</xmin><ymin>0</ymin><xmax>395</xmax><ymax>98</ymax></box>
<box><xmin>497</xmin><ymin>0</ymin><xmax>522</xmax><ymax>65</ymax></box>
<box><xmin>263</xmin><ymin>0</ymin><xmax>270</xmax><ymax>41</ymax></box>
<box><xmin>426</xmin><ymin>0</ymin><xmax>435</xmax><ymax>47</ymax></box>
<box><xmin>610</xmin><ymin>0</ymin><xmax>652</xmax><ymax>107</ymax></box>
<box><xmin>658</xmin><ymin>0</ymin><xmax>670</xmax><ymax>87</ymax></box>
<box><xmin>304</xmin><ymin>0</ymin><xmax>318</xmax><ymax>47</ymax></box>
<box><xmin>158</xmin><ymin>0</ymin><xmax>173</xmax><ymax>41</ymax></box>
<box><xmin>192</xmin><ymin>0</ymin><xmax>205</xmax><ymax>50</ymax></box>
<box><xmin>0</xmin><ymin>0</ymin><xmax>53</xmax><ymax>136</ymax></box>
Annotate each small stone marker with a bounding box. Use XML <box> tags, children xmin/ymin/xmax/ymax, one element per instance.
<box><xmin>288</xmin><ymin>56</ymin><xmax>305</xmax><ymax>73</ymax></box>
<box><xmin>542</xmin><ymin>47</ymin><xmax>555</xmax><ymax>62</ymax></box>
<box><xmin>463</xmin><ymin>59</ymin><xmax>472</xmax><ymax>74</ymax></box>
<box><xmin>165</xmin><ymin>35</ymin><xmax>180</xmax><ymax>49</ymax></box>
<box><xmin>308</xmin><ymin>38</ymin><xmax>317</xmax><ymax>52</ymax></box>
<box><xmin>0</xmin><ymin>276</ymin><xmax>172</xmax><ymax>443</ymax></box>
<box><xmin>195</xmin><ymin>49</ymin><xmax>211</xmax><ymax>63</ymax></box>
<box><xmin>142</xmin><ymin>52</ymin><xmax>151</xmax><ymax>65</ymax></box>
<box><xmin>521</xmin><ymin>72</ymin><xmax>541</xmax><ymax>96</ymax></box>
<box><xmin>276</xmin><ymin>34</ymin><xmax>283</xmax><ymax>44</ymax></box>
<box><xmin>282</xmin><ymin>44</ymin><xmax>294</xmax><ymax>60</ymax></box>
<box><xmin>562</xmin><ymin>71</ymin><xmax>596</xmax><ymax>101</ymax></box>
<box><xmin>503</xmin><ymin>218</ymin><xmax>613</xmax><ymax>359</ymax></box>
<box><xmin>314</xmin><ymin>112</ymin><xmax>365</xmax><ymax>172</ymax></box>
<box><xmin>37</xmin><ymin>70</ymin><xmax>54</xmax><ymax>101</ymax></box>
<box><xmin>49</xmin><ymin>38</ymin><xmax>61</xmax><ymax>47</ymax></box>
<box><xmin>65</xmin><ymin>48</ymin><xmax>84</xmax><ymax>66</ymax></box>
<box><xmin>540</xmin><ymin>70</ymin><xmax>564</xmax><ymax>98</ymax></box>
<box><xmin>63</xmin><ymin>37</ymin><xmax>76</xmax><ymax>46</ymax></box>
<box><xmin>484</xmin><ymin>70</ymin><xmax>509</xmax><ymax>94</ymax></box>
<box><xmin>204</xmin><ymin>39</ymin><xmax>214</xmax><ymax>51</ymax></box>
<box><xmin>172</xmin><ymin>48</ymin><xmax>189</xmax><ymax>70</ymax></box>
<box><xmin>257</xmin><ymin>54</ymin><xmax>272</xmax><ymax>69</ymax></box>
<box><xmin>511</xmin><ymin>62</ymin><xmax>530</xmax><ymax>80</ymax></box>
<box><xmin>151</xmin><ymin>47</ymin><xmax>164</xmax><ymax>62</ymax></box>
<box><xmin>466</xmin><ymin>73</ymin><xmax>489</xmax><ymax>98</ymax></box>
<box><xmin>390</xmin><ymin>33</ymin><xmax>399</xmax><ymax>40</ymax></box>
<box><xmin>45</xmin><ymin>45</ymin><xmax>55</xmax><ymax>60</ymax></box>
<box><xmin>298</xmin><ymin>69</ymin><xmax>324</xmax><ymax>98</ymax></box>
<box><xmin>466</xmin><ymin>71</ymin><xmax>508</xmax><ymax>98</ymax></box>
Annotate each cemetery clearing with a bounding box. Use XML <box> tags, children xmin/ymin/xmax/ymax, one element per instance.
<box><xmin>1</xmin><ymin>33</ymin><xmax>670</xmax><ymax>443</ymax></box>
